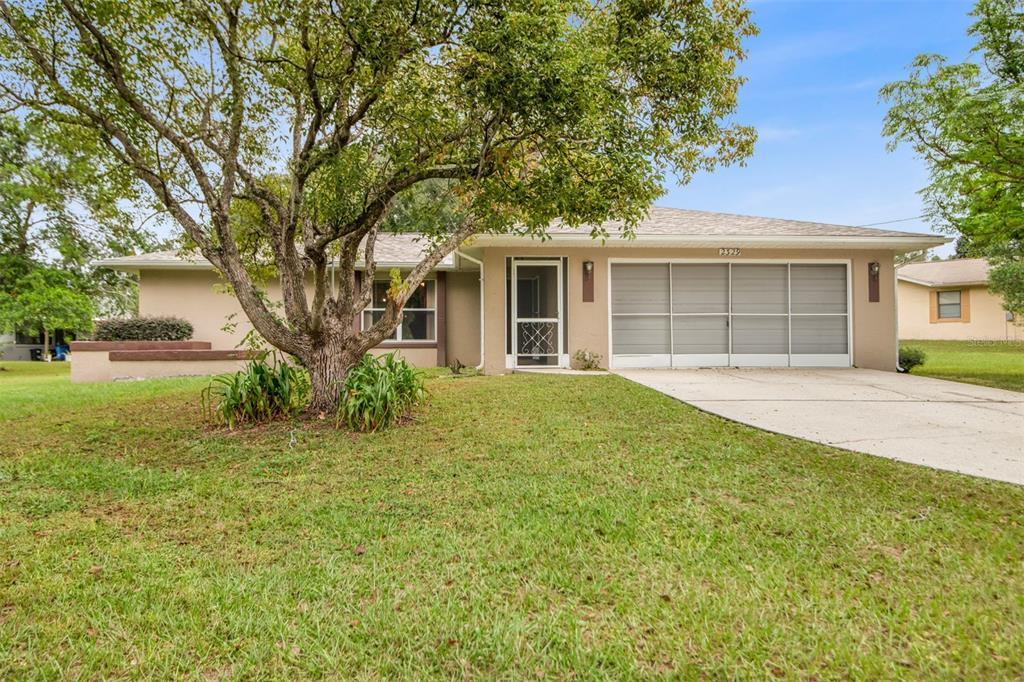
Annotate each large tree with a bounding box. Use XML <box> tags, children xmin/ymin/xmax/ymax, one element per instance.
<box><xmin>881</xmin><ymin>0</ymin><xmax>1024</xmax><ymax>316</ymax></box>
<box><xmin>0</xmin><ymin>114</ymin><xmax>160</xmax><ymax>317</ymax></box>
<box><xmin>0</xmin><ymin>0</ymin><xmax>756</xmax><ymax>412</ymax></box>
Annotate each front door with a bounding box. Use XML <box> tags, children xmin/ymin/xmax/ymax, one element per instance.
<box><xmin>512</xmin><ymin>260</ymin><xmax>564</xmax><ymax>367</ymax></box>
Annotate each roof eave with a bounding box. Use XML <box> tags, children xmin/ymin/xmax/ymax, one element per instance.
<box><xmin>94</xmin><ymin>258</ymin><xmax>456</xmax><ymax>272</ymax></box>
<box><xmin>471</xmin><ymin>233</ymin><xmax>950</xmax><ymax>250</ymax></box>
<box><xmin>897</xmin><ymin>274</ymin><xmax>990</xmax><ymax>288</ymax></box>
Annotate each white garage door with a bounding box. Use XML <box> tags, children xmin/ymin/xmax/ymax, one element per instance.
<box><xmin>610</xmin><ymin>262</ymin><xmax>850</xmax><ymax>368</ymax></box>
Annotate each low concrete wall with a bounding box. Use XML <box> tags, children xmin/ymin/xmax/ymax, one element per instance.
<box><xmin>70</xmin><ymin>341</ymin><xmax>253</xmax><ymax>383</ymax></box>
<box><xmin>69</xmin><ymin>340</ymin><xmax>438</xmax><ymax>383</ymax></box>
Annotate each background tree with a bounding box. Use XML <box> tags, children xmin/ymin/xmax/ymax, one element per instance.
<box><xmin>881</xmin><ymin>0</ymin><xmax>1024</xmax><ymax>316</ymax></box>
<box><xmin>0</xmin><ymin>267</ymin><xmax>95</xmax><ymax>358</ymax></box>
<box><xmin>0</xmin><ymin>115</ymin><xmax>163</xmax><ymax>318</ymax></box>
<box><xmin>895</xmin><ymin>248</ymin><xmax>933</xmax><ymax>266</ymax></box>
<box><xmin>0</xmin><ymin>0</ymin><xmax>756</xmax><ymax>412</ymax></box>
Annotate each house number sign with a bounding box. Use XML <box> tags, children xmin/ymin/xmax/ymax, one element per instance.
<box><xmin>718</xmin><ymin>248</ymin><xmax>742</xmax><ymax>257</ymax></box>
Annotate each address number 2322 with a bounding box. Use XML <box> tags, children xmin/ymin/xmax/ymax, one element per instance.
<box><xmin>718</xmin><ymin>248</ymin><xmax>742</xmax><ymax>257</ymax></box>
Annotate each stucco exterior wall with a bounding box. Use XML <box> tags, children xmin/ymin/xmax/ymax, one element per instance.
<box><xmin>481</xmin><ymin>246</ymin><xmax>900</xmax><ymax>374</ymax></box>
<box><xmin>139</xmin><ymin>269</ymin><xmax>258</xmax><ymax>349</ymax></box>
<box><xmin>134</xmin><ymin>247</ymin><xmax>902</xmax><ymax>374</ymax></box>
<box><xmin>898</xmin><ymin>280</ymin><xmax>1024</xmax><ymax>341</ymax></box>
<box><xmin>445</xmin><ymin>271</ymin><xmax>481</xmax><ymax>367</ymax></box>
<box><xmin>138</xmin><ymin>268</ymin><xmax>481</xmax><ymax>366</ymax></box>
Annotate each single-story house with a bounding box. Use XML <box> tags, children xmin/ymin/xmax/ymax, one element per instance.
<box><xmin>81</xmin><ymin>207</ymin><xmax>946</xmax><ymax>381</ymax></box>
<box><xmin>897</xmin><ymin>258</ymin><xmax>1023</xmax><ymax>341</ymax></box>
<box><xmin>1</xmin><ymin>330</ymin><xmax>75</xmax><ymax>361</ymax></box>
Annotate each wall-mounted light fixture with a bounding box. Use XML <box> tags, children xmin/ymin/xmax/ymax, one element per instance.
<box><xmin>868</xmin><ymin>261</ymin><xmax>880</xmax><ymax>302</ymax></box>
<box><xmin>582</xmin><ymin>260</ymin><xmax>595</xmax><ymax>302</ymax></box>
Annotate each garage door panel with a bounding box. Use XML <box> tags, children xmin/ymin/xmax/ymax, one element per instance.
<box><xmin>731</xmin><ymin>315</ymin><xmax>788</xmax><ymax>354</ymax></box>
<box><xmin>612</xmin><ymin>315</ymin><xmax>670</xmax><ymax>355</ymax></box>
<box><xmin>611</xmin><ymin>264</ymin><xmax>669</xmax><ymax>314</ymax></box>
<box><xmin>731</xmin><ymin>264</ymin><xmax>788</xmax><ymax>314</ymax></box>
<box><xmin>671</xmin><ymin>264</ymin><xmax>729</xmax><ymax>313</ymax></box>
<box><xmin>672</xmin><ymin>315</ymin><xmax>728</xmax><ymax>354</ymax></box>
<box><xmin>792</xmin><ymin>315</ymin><xmax>848</xmax><ymax>354</ymax></box>
<box><xmin>791</xmin><ymin>265</ymin><xmax>847</xmax><ymax>314</ymax></box>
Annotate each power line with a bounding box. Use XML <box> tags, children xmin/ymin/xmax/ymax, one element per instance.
<box><xmin>856</xmin><ymin>215</ymin><xmax>926</xmax><ymax>227</ymax></box>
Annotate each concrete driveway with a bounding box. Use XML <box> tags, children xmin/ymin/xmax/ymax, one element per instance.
<box><xmin>615</xmin><ymin>368</ymin><xmax>1024</xmax><ymax>485</ymax></box>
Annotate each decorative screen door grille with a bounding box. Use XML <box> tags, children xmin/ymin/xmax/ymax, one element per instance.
<box><xmin>512</xmin><ymin>260</ymin><xmax>563</xmax><ymax>367</ymax></box>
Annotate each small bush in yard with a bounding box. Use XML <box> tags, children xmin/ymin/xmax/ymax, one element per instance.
<box><xmin>94</xmin><ymin>316</ymin><xmax>193</xmax><ymax>341</ymax></box>
<box><xmin>572</xmin><ymin>349</ymin><xmax>603</xmax><ymax>370</ymax></box>
<box><xmin>899</xmin><ymin>346</ymin><xmax>927</xmax><ymax>372</ymax></box>
<box><xmin>338</xmin><ymin>353</ymin><xmax>426</xmax><ymax>432</ymax></box>
<box><xmin>203</xmin><ymin>353</ymin><xmax>309</xmax><ymax>428</ymax></box>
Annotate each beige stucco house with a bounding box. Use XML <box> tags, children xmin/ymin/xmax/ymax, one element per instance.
<box><xmin>81</xmin><ymin>207</ymin><xmax>945</xmax><ymax>381</ymax></box>
<box><xmin>897</xmin><ymin>258</ymin><xmax>1023</xmax><ymax>341</ymax></box>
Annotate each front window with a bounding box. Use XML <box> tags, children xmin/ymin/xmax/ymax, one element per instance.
<box><xmin>362</xmin><ymin>280</ymin><xmax>436</xmax><ymax>341</ymax></box>
<box><xmin>937</xmin><ymin>290</ymin><xmax>962</xmax><ymax>319</ymax></box>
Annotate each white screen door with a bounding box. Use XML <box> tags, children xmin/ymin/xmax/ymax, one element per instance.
<box><xmin>512</xmin><ymin>260</ymin><xmax>564</xmax><ymax>367</ymax></box>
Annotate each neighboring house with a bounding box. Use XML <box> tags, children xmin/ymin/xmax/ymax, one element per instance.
<box><xmin>0</xmin><ymin>330</ymin><xmax>74</xmax><ymax>361</ymax></box>
<box><xmin>90</xmin><ymin>207</ymin><xmax>944</xmax><ymax>380</ymax></box>
<box><xmin>897</xmin><ymin>258</ymin><xmax>1024</xmax><ymax>341</ymax></box>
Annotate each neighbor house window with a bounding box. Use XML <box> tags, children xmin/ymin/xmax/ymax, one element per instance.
<box><xmin>937</xmin><ymin>290</ymin><xmax>962</xmax><ymax>319</ymax></box>
<box><xmin>15</xmin><ymin>330</ymin><xmax>42</xmax><ymax>345</ymax></box>
<box><xmin>362</xmin><ymin>280</ymin><xmax>436</xmax><ymax>341</ymax></box>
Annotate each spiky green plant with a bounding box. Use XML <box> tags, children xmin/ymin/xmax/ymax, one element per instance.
<box><xmin>337</xmin><ymin>353</ymin><xmax>426</xmax><ymax>432</ymax></box>
<box><xmin>202</xmin><ymin>353</ymin><xmax>309</xmax><ymax>428</ymax></box>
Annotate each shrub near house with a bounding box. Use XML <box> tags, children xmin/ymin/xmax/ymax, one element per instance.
<box><xmin>93</xmin><ymin>316</ymin><xmax>193</xmax><ymax>341</ymax></box>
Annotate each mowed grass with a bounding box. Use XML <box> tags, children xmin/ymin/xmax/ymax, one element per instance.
<box><xmin>1</xmin><ymin>363</ymin><xmax>1022</xmax><ymax>679</ymax></box>
<box><xmin>902</xmin><ymin>339</ymin><xmax>1024</xmax><ymax>392</ymax></box>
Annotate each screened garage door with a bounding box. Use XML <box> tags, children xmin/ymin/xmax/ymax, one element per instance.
<box><xmin>610</xmin><ymin>262</ymin><xmax>850</xmax><ymax>368</ymax></box>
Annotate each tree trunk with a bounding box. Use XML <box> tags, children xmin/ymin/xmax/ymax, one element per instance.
<box><xmin>41</xmin><ymin>329</ymin><xmax>50</xmax><ymax>362</ymax></box>
<box><xmin>304</xmin><ymin>339</ymin><xmax>360</xmax><ymax>416</ymax></box>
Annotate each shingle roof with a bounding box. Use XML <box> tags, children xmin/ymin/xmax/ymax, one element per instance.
<box><xmin>897</xmin><ymin>258</ymin><xmax>991</xmax><ymax>287</ymax></box>
<box><xmin>96</xmin><ymin>234</ymin><xmax>455</xmax><ymax>270</ymax></box>
<box><xmin>550</xmin><ymin>206</ymin><xmax>931</xmax><ymax>238</ymax></box>
<box><xmin>97</xmin><ymin>207</ymin><xmax>947</xmax><ymax>270</ymax></box>
<box><xmin>365</xmin><ymin>233</ymin><xmax>456</xmax><ymax>266</ymax></box>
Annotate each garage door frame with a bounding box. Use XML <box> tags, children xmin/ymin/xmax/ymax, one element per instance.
<box><xmin>608</xmin><ymin>258</ymin><xmax>853</xmax><ymax>369</ymax></box>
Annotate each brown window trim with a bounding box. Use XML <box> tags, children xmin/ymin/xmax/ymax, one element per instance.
<box><xmin>929</xmin><ymin>288</ymin><xmax>971</xmax><ymax>324</ymax></box>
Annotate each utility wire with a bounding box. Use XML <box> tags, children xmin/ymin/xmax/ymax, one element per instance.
<box><xmin>856</xmin><ymin>215</ymin><xmax>926</xmax><ymax>227</ymax></box>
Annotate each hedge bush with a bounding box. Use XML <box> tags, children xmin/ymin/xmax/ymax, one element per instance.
<box><xmin>899</xmin><ymin>345</ymin><xmax>927</xmax><ymax>373</ymax></box>
<box><xmin>93</xmin><ymin>316</ymin><xmax>194</xmax><ymax>341</ymax></box>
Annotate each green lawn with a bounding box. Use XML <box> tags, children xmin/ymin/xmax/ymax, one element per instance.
<box><xmin>1</xmin><ymin>362</ymin><xmax>1022</xmax><ymax>678</ymax></box>
<box><xmin>901</xmin><ymin>339</ymin><xmax>1024</xmax><ymax>392</ymax></box>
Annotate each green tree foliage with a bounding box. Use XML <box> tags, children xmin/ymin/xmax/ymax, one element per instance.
<box><xmin>0</xmin><ymin>115</ymin><xmax>163</xmax><ymax>317</ymax></box>
<box><xmin>881</xmin><ymin>0</ymin><xmax>1024</xmax><ymax>315</ymax></box>
<box><xmin>0</xmin><ymin>267</ymin><xmax>95</xmax><ymax>356</ymax></box>
<box><xmin>0</xmin><ymin>0</ymin><xmax>756</xmax><ymax>410</ymax></box>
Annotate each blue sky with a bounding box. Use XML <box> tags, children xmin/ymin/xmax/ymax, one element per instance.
<box><xmin>664</xmin><ymin>0</ymin><xmax>975</xmax><ymax>245</ymax></box>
